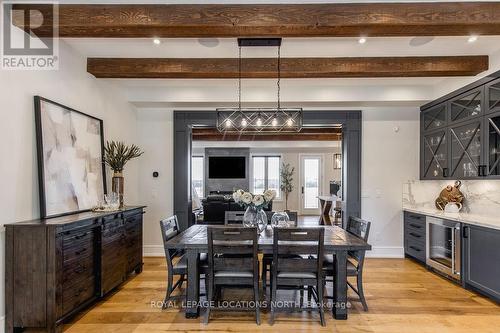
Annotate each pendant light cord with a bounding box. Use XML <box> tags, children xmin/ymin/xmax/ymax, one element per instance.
<box><xmin>238</xmin><ymin>45</ymin><xmax>242</xmax><ymax>111</ymax></box>
<box><xmin>277</xmin><ymin>45</ymin><xmax>281</xmax><ymax>110</ymax></box>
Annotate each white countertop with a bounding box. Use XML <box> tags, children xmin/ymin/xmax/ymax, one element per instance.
<box><xmin>403</xmin><ymin>206</ymin><xmax>500</xmax><ymax>231</ymax></box>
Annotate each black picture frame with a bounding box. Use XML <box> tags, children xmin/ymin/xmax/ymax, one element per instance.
<box><xmin>34</xmin><ymin>96</ymin><xmax>107</xmax><ymax>219</ymax></box>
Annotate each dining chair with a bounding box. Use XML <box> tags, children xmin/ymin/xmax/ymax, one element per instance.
<box><xmin>159</xmin><ymin>215</ymin><xmax>208</xmax><ymax>309</ymax></box>
<box><xmin>262</xmin><ymin>211</ymin><xmax>299</xmax><ymax>291</ymax></box>
<box><xmin>224</xmin><ymin>211</ymin><xmax>245</xmax><ymax>225</ymax></box>
<box><xmin>324</xmin><ymin>216</ymin><xmax>371</xmax><ymax>311</ymax></box>
<box><xmin>205</xmin><ymin>226</ymin><xmax>260</xmax><ymax>325</ymax></box>
<box><xmin>270</xmin><ymin>227</ymin><xmax>326</xmax><ymax>326</ymax></box>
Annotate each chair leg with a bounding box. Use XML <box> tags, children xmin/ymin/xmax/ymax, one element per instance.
<box><xmin>357</xmin><ymin>274</ymin><xmax>369</xmax><ymax>312</ymax></box>
<box><xmin>318</xmin><ymin>280</ymin><xmax>326</xmax><ymax>326</ymax></box>
<box><xmin>204</xmin><ymin>278</ymin><xmax>213</xmax><ymax>325</ymax></box>
<box><xmin>261</xmin><ymin>261</ymin><xmax>267</xmax><ymax>292</ymax></box>
<box><xmin>299</xmin><ymin>287</ymin><xmax>304</xmax><ymax>308</ymax></box>
<box><xmin>162</xmin><ymin>272</ymin><xmax>174</xmax><ymax>309</ymax></box>
<box><xmin>269</xmin><ymin>277</ymin><xmax>277</xmax><ymax>325</ymax></box>
<box><xmin>307</xmin><ymin>286</ymin><xmax>313</xmax><ymax>303</ymax></box>
<box><xmin>254</xmin><ymin>280</ymin><xmax>261</xmax><ymax>325</ymax></box>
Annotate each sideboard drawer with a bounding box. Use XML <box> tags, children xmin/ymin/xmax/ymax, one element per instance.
<box><xmin>62</xmin><ymin>255</ymin><xmax>95</xmax><ymax>288</ymax></box>
<box><xmin>62</xmin><ymin>275</ymin><xmax>96</xmax><ymax>315</ymax></box>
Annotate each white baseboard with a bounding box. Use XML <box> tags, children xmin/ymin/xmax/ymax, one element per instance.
<box><xmin>144</xmin><ymin>245</ymin><xmax>405</xmax><ymax>259</ymax></box>
<box><xmin>143</xmin><ymin>245</ymin><xmax>165</xmax><ymax>257</ymax></box>
<box><xmin>366</xmin><ymin>246</ymin><xmax>404</xmax><ymax>258</ymax></box>
<box><xmin>0</xmin><ymin>316</ymin><xmax>5</xmax><ymax>333</ymax></box>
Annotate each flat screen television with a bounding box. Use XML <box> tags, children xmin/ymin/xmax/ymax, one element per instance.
<box><xmin>208</xmin><ymin>156</ymin><xmax>246</xmax><ymax>179</ymax></box>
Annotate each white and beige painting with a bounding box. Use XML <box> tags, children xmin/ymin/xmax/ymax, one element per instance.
<box><xmin>41</xmin><ymin>100</ymin><xmax>104</xmax><ymax>216</ymax></box>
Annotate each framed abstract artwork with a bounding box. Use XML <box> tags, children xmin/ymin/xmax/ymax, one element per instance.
<box><xmin>34</xmin><ymin>96</ymin><xmax>107</xmax><ymax>218</ymax></box>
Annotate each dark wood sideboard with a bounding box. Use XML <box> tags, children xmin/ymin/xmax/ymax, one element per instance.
<box><xmin>4</xmin><ymin>206</ymin><xmax>145</xmax><ymax>333</ymax></box>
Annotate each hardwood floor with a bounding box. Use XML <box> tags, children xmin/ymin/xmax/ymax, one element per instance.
<box><xmin>60</xmin><ymin>257</ymin><xmax>500</xmax><ymax>333</ymax></box>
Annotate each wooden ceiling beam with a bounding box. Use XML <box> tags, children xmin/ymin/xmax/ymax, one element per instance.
<box><xmin>87</xmin><ymin>56</ymin><xmax>488</xmax><ymax>79</ymax></box>
<box><xmin>11</xmin><ymin>3</ymin><xmax>500</xmax><ymax>38</ymax></box>
<box><xmin>192</xmin><ymin>128</ymin><xmax>342</xmax><ymax>141</ymax></box>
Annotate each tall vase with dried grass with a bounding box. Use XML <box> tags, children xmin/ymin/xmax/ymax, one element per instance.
<box><xmin>104</xmin><ymin>141</ymin><xmax>144</xmax><ymax>208</ymax></box>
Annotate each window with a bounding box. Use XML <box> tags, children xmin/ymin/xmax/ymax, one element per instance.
<box><xmin>252</xmin><ymin>156</ymin><xmax>281</xmax><ymax>199</ymax></box>
<box><xmin>192</xmin><ymin>156</ymin><xmax>204</xmax><ymax>198</ymax></box>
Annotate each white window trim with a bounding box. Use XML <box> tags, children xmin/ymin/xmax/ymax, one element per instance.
<box><xmin>250</xmin><ymin>153</ymin><xmax>283</xmax><ymax>201</ymax></box>
<box><xmin>191</xmin><ymin>155</ymin><xmax>205</xmax><ymax>199</ymax></box>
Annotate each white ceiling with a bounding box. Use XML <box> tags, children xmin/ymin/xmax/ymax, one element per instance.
<box><xmin>61</xmin><ymin>12</ymin><xmax>500</xmax><ymax>107</ymax></box>
<box><xmin>66</xmin><ymin>36</ymin><xmax>500</xmax><ymax>59</ymax></box>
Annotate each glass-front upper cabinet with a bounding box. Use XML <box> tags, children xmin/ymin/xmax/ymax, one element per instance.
<box><xmin>485</xmin><ymin>78</ymin><xmax>500</xmax><ymax>115</ymax></box>
<box><xmin>484</xmin><ymin>111</ymin><xmax>500</xmax><ymax>177</ymax></box>
<box><xmin>422</xmin><ymin>104</ymin><xmax>447</xmax><ymax>132</ymax></box>
<box><xmin>449</xmin><ymin>119</ymin><xmax>483</xmax><ymax>178</ymax></box>
<box><xmin>449</xmin><ymin>88</ymin><xmax>483</xmax><ymax>123</ymax></box>
<box><xmin>422</xmin><ymin>130</ymin><xmax>448</xmax><ymax>179</ymax></box>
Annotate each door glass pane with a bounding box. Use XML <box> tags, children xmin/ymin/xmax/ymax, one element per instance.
<box><xmin>487</xmin><ymin>115</ymin><xmax>500</xmax><ymax>176</ymax></box>
<box><xmin>304</xmin><ymin>158</ymin><xmax>319</xmax><ymax>209</ymax></box>
<box><xmin>192</xmin><ymin>156</ymin><xmax>204</xmax><ymax>197</ymax></box>
<box><xmin>253</xmin><ymin>157</ymin><xmax>265</xmax><ymax>195</ymax></box>
<box><xmin>423</xmin><ymin>131</ymin><xmax>447</xmax><ymax>178</ymax></box>
<box><xmin>488</xmin><ymin>81</ymin><xmax>500</xmax><ymax>112</ymax></box>
<box><xmin>429</xmin><ymin>223</ymin><xmax>453</xmax><ymax>268</ymax></box>
<box><xmin>450</xmin><ymin>121</ymin><xmax>481</xmax><ymax>177</ymax></box>
<box><xmin>267</xmin><ymin>156</ymin><xmax>280</xmax><ymax>199</ymax></box>
<box><xmin>423</xmin><ymin>105</ymin><xmax>446</xmax><ymax>131</ymax></box>
<box><xmin>450</xmin><ymin>89</ymin><xmax>482</xmax><ymax>122</ymax></box>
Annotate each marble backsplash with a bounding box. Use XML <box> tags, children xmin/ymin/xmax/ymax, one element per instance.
<box><xmin>403</xmin><ymin>180</ymin><xmax>500</xmax><ymax>219</ymax></box>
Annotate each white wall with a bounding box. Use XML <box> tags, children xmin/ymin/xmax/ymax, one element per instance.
<box><xmin>137</xmin><ymin>106</ymin><xmax>420</xmax><ymax>257</ymax></box>
<box><xmin>0</xmin><ymin>41</ymin><xmax>139</xmax><ymax>332</ymax></box>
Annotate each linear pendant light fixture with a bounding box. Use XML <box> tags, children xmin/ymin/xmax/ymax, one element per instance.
<box><xmin>216</xmin><ymin>38</ymin><xmax>303</xmax><ymax>133</ymax></box>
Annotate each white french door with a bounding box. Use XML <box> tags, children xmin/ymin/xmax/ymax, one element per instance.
<box><xmin>299</xmin><ymin>155</ymin><xmax>322</xmax><ymax>215</ymax></box>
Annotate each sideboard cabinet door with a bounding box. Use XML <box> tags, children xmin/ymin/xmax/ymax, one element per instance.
<box><xmin>448</xmin><ymin>119</ymin><xmax>484</xmax><ymax>179</ymax></box>
<box><xmin>101</xmin><ymin>216</ymin><xmax>126</xmax><ymax>295</ymax></box>
<box><xmin>421</xmin><ymin>129</ymin><xmax>448</xmax><ymax>179</ymax></box>
<box><xmin>449</xmin><ymin>87</ymin><xmax>484</xmax><ymax>124</ymax></box>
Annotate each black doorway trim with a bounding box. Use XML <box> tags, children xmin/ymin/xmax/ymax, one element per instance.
<box><xmin>173</xmin><ymin>110</ymin><xmax>361</xmax><ymax>230</ymax></box>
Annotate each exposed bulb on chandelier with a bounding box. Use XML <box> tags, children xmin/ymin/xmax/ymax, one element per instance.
<box><xmin>241</xmin><ymin>118</ymin><xmax>247</xmax><ymax>127</ymax></box>
<box><xmin>271</xmin><ymin>118</ymin><xmax>278</xmax><ymax>126</ymax></box>
<box><xmin>256</xmin><ymin>118</ymin><xmax>262</xmax><ymax>127</ymax></box>
<box><xmin>287</xmin><ymin>118</ymin><xmax>294</xmax><ymax>126</ymax></box>
<box><xmin>225</xmin><ymin>119</ymin><xmax>231</xmax><ymax>128</ymax></box>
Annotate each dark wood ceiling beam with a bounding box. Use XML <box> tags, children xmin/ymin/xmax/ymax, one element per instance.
<box><xmin>11</xmin><ymin>3</ymin><xmax>500</xmax><ymax>38</ymax></box>
<box><xmin>87</xmin><ymin>56</ymin><xmax>488</xmax><ymax>79</ymax></box>
<box><xmin>192</xmin><ymin>128</ymin><xmax>342</xmax><ymax>141</ymax></box>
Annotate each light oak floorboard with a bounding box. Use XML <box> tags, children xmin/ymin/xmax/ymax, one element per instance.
<box><xmin>59</xmin><ymin>257</ymin><xmax>499</xmax><ymax>333</ymax></box>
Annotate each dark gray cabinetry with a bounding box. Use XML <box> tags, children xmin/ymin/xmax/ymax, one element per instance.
<box><xmin>449</xmin><ymin>118</ymin><xmax>484</xmax><ymax>178</ymax></box>
<box><xmin>484</xmin><ymin>111</ymin><xmax>500</xmax><ymax>177</ymax></box>
<box><xmin>449</xmin><ymin>87</ymin><xmax>484</xmax><ymax>124</ymax></box>
<box><xmin>404</xmin><ymin>211</ymin><xmax>426</xmax><ymax>264</ymax></box>
<box><xmin>462</xmin><ymin>225</ymin><xmax>500</xmax><ymax>303</ymax></box>
<box><xmin>421</xmin><ymin>129</ymin><xmax>448</xmax><ymax>179</ymax></box>
<box><xmin>420</xmin><ymin>72</ymin><xmax>500</xmax><ymax>180</ymax></box>
<box><xmin>485</xmin><ymin>77</ymin><xmax>500</xmax><ymax>115</ymax></box>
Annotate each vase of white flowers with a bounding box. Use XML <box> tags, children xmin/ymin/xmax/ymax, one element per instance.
<box><xmin>232</xmin><ymin>189</ymin><xmax>276</xmax><ymax>233</ymax></box>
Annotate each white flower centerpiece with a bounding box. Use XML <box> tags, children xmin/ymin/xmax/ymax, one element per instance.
<box><xmin>233</xmin><ymin>189</ymin><xmax>276</xmax><ymax>233</ymax></box>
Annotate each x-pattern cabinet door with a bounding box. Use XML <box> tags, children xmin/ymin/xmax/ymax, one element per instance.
<box><xmin>422</xmin><ymin>129</ymin><xmax>448</xmax><ymax>179</ymax></box>
<box><xmin>484</xmin><ymin>111</ymin><xmax>500</xmax><ymax>177</ymax></box>
<box><xmin>485</xmin><ymin>78</ymin><xmax>500</xmax><ymax>115</ymax></box>
<box><xmin>422</xmin><ymin>104</ymin><xmax>447</xmax><ymax>132</ymax></box>
<box><xmin>449</xmin><ymin>88</ymin><xmax>483</xmax><ymax>124</ymax></box>
<box><xmin>449</xmin><ymin>119</ymin><xmax>484</xmax><ymax>178</ymax></box>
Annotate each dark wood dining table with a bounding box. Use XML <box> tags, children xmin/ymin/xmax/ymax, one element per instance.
<box><xmin>165</xmin><ymin>224</ymin><xmax>371</xmax><ymax>320</ymax></box>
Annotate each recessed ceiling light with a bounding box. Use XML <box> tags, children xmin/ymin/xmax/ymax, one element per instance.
<box><xmin>409</xmin><ymin>36</ymin><xmax>435</xmax><ymax>47</ymax></box>
<box><xmin>153</xmin><ymin>38</ymin><xmax>161</xmax><ymax>45</ymax></box>
<box><xmin>358</xmin><ymin>37</ymin><xmax>367</xmax><ymax>44</ymax></box>
<box><xmin>468</xmin><ymin>35</ymin><xmax>478</xmax><ymax>43</ymax></box>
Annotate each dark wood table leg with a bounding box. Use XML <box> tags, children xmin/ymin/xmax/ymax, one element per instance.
<box><xmin>333</xmin><ymin>250</ymin><xmax>348</xmax><ymax>319</ymax></box>
<box><xmin>185</xmin><ymin>250</ymin><xmax>200</xmax><ymax>318</ymax></box>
